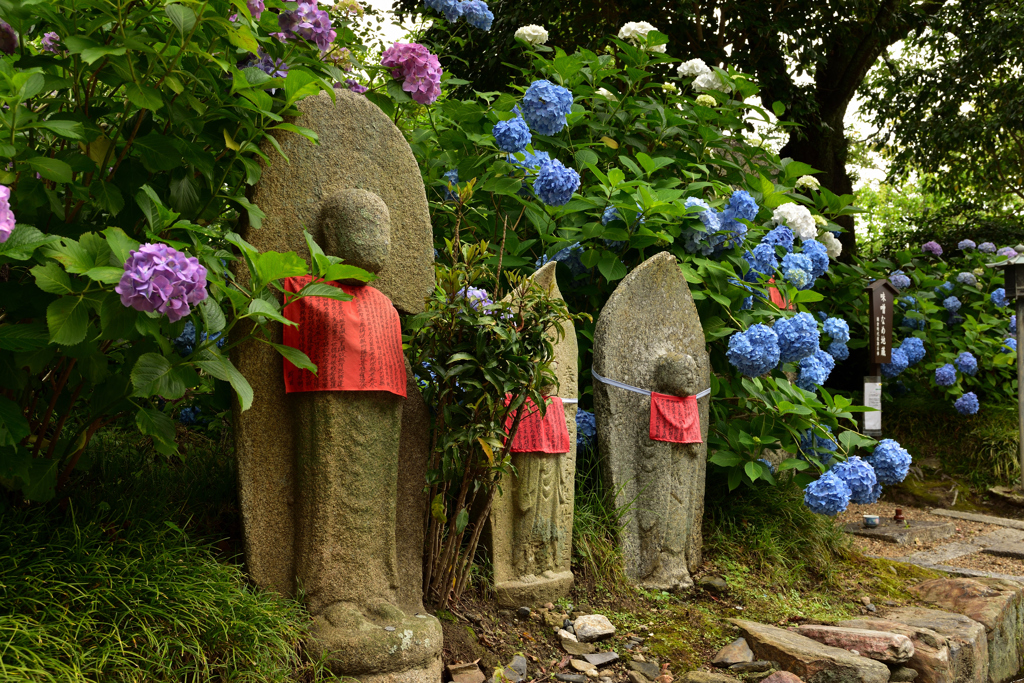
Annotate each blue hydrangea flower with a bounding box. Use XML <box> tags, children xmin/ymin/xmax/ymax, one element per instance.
<box><xmin>1001</xmin><ymin>338</ymin><xmax>1017</xmax><ymax>353</ymax></box>
<box><xmin>900</xmin><ymin>337</ymin><xmax>926</xmax><ymax>366</ymax></box>
<box><xmin>459</xmin><ymin>0</ymin><xmax>493</xmax><ymax>29</ymax></box>
<box><xmin>899</xmin><ymin>295</ymin><xmax>917</xmax><ymax>309</ymax></box>
<box><xmin>536</xmin><ymin>241</ymin><xmax>587</xmax><ymax>276</ymax></box>
<box><xmin>901</xmin><ymin>316</ymin><xmax>927</xmax><ymax>331</ymax></box>
<box><xmin>745</xmin><ymin>243</ymin><xmax>778</xmax><ymax>276</ymax></box>
<box><xmin>991</xmin><ymin>288</ymin><xmax>1010</xmax><ymax>307</ymax></box>
<box><xmin>717</xmin><ymin>205</ymin><xmax>748</xmax><ymax>250</ymax></box>
<box><xmin>804</xmin><ymin>470</ymin><xmax>852</xmax><ymax>516</ymax></box>
<box><xmin>576</xmin><ymin>408</ymin><xmax>596</xmax><ymax>449</ymax></box>
<box><xmin>828</xmin><ymin>341</ymin><xmax>850</xmax><ymax>361</ymax></box>
<box><xmin>935</xmin><ymin>281</ymin><xmax>954</xmax><ymax>295</ymax></box>
<box><xmin>520</xmin><ymin>80</ymin><xmax>574</xmax><ymax>136</ymax></box>
<box><xmin>881</xmin><ymin>347</ymin><xmax>909</xmax><ymax>378</ymax></box>
<box><xmin>935</xmin><ymin>363</ymin><xmax>956</xmax><ymax>386</ymax></box>
<box><xmin>425</xmin><ymin>0</ymin><xmax>463</xmax><ymax>21</ymax></box>
<box><xmin>796</xmin><ymin>349</ymin><xmax>834</xmax><ymax>391</ymax></box>
<box><xmin>726</xmin><ymin>324</ymin><xmax>780</xmax><ymax>377</ymax></box>
<box><xmin>761</xmin><ymin>226</ymin><xmax>795</xmax><ymax>253</ymax></box>
<box><xmin>757</xmin><ymin>458</ymin><xmax>776</xmax><ymax>474</ymax></box>
<box><xmin>890</xmin><ymin>271</ymin><xmax>911</xmax><ymax>291</ymax></box>
<box><xmin>442</xmin><ymin>168</ymin><xmax>460</xmax><ymax>200</ymax></box>
<box><xmin>173</xmin><ymin>321</ymin><xmax>197</xmax><ymax>356</ymax></box>
<box><xmin>741</xmin><ymin>296</ymin><xmax>753</xmax><ymax>310</ymax></box>
<box><xmin>780</xmin><ymin>253</ymin><xmax>814</xmax><ymax>290</ymax></box>
<box><xmin>832</xmin><ymin>456</ymin><xmax>879</xmax><ymax>505</ymax></box>
<box><xmin>533</xmin><ymin>159</ymin><xmax>580</xmax><ymax>206</ymax></box>
<box><xmin>775</xmin><ymin>312</ymin><xmax>820</xmax><ymax>363</ymax></box>
<box><xmin>979</xmin><ymin>242</ymin><xmax>996</xmax><ymax>253</ymax></box>
<box><xmin>1012</xmin><ymin>315</ymin><xmax>1017</xmax><ymax>334</ymax></box>
<box><xmin>959</xmin><ymin>239</ymin><xmax>977</xmax><ymax>250</ymax></box>
<box><xmin>493</xmin><ymin>116</ymin><xmax>531</xmax><ymax>153</ymax></box>
<box><xmin>867</xmin><ymin>439</ymin><xmax>912</xmax><ymax>485</ymax></box>
<box><xmin>728</xmin><ymin>189</ymin><xmax>759</xmax><ymax>221</ymax></box>
<box><xmin>799</xmin><ymin>425</ymin><xmax>838</xmax><ymax>465</ymax></box>
<box><xmin>956</xmin><ymin>272</ymin><xmax>978</xmax><ymax>286</ymax></box>
<box><xmin>943</xmin><ymin>296</ymin><xmax>961</xmax><ymax>313</ymax></box>
<box><xmin>955</xmin><ymin>351</ymin><xmax>978</xmax><ymax>376</ymax></box>
<box><xmin>179</xmin><ymin>405</ymin><xmax>202</xmax><ymax>426</ymax></box>
<box><xmin>802</xmin><ymin>239</ymin><xmax>829</xmax><ymax>280</ymax></box>
<box><xmin>954</xmin><ymin>392</ymin><xmax>980</xmax><ymax>416</ymax></box>
<box><xmin>681</xmin><ymin>197</ymin><xmax>724</xmax><ymax>255</ymax></box>
<box><xmin>601</xmin><ymin>206</ymin><xmax>621</xmax><ymax>225</ymax></box>
<box><xmin>508</xmin><ymin>149</ymin><xmax>550</xmax><ymax>175</ymax></box>
<box><xmin>823</xmin><ymin>317</ymin><xmax>850</xmax><ymax>344</ymax></box>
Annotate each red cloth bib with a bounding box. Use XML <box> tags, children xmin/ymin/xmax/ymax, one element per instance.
<box><xmin>504</xmin><ymin>396</ymin><xmax>571</xmax><ymax>454</ymax></box>
<box><xmin>281</xmin><ymin>276</ymin><xmax>407</xmax><ymax>397</ymax></box>
<box><xmin>649</xmin><ymin>392</ymin><xmax>702</xmax><ymax>444</ymax></box>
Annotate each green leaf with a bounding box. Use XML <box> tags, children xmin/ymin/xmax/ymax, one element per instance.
<box><xmin>225</xmin><ymin>24</ymin><xmax>259</xmax><ymax>55</ymax></box>
<box><xmin>454</xmin><ymin>507</ymin><xmax>470</xmax><ymax>534</ymax></box>
<box><xmin>165</xmin><ymin>3</ymin><xmax>197</xmax><ymax>33</ymax></box>
<box><xmin>247</xmin><ymin>298</ymin><xmax>294</xmax><ymax>325</ymax></box>
<box><xmin>29</xmin><ymin>120</ymin><xmax>86</xmax><ymax>139</ymax></box>
<box><xmin>744</xmin><ymin>461</ymin><xmax>760</xmax><ymax>482</ymax></box>
<box><xmin>92</xmin><ymin>180</ymin><xmax>125</xmax><ymax>215</ymax></box>
<box><xmin>80</xmin><ymin>46</ymin><xmax>126</xmax><ymax>65</ymax></box>
<box><xmin>0</xmin><ymin>321</ymin><xmax>50</xmax><ymax>352</ymax></box>
<box><xmin>99</xmin><ymin>295</ymin><xmax>138</xmax><ymax>340</ymax></box>
<box><xmin>133</xmin><ymin>134</ymin><xmax>180</xmax><ymax>171</ymax></box>
<box><xmin>321</xmin><ymin>262</ymin><xmax>374</xmax><ymax>283</ymax></box>
<box><xmin>284</xmin><ymin>69</ymin><xmax>322</xmax><ymax>107</ymax></box>
<box><xmin>793</xmin><ymin>289</ymin><xmax>824</xmax><ymax>303</ymax></box>
<box><xmin>192</xmin><ymin>351</ymin><xmax>254</xmax><ymax>410</ymax></box>
<box><xmin>0</xmin><ymin>396</ymin><xmax>29</xmax><ymax>446</ymax></box>
<box><xmin>269</xmin><ymin>342</ymin><xmax>317</xmax><ymax>373</ymax></box>
<box><xmin>21</xmin><ymin>458</ymin><xmax>58</xmax><ymax>502</ymax></box>
<box><xmin>254</xmin><ymin>251</ymin><xmax>308</xmax><ymax>289</ymax></box>
<box><xmin>385</xmin><ymin>79</ymin><xmax>413</xmax><ymax>103</ymax></box>
<box><xmin>709</xmin><ymin>451</ymin><xmax>743</xmax><ymax>467</ymax></box>
<box><xmin>131</xmin><ymin>353</ymin><xmax>187</xmax><ymax>399</ymax></box>
<box><xmin>46</xmin><ymin>296</ymin><xmax>89</xmax><ymax>345</ymax></box>
<box><xmin>574</xmin><ymin>149</ymin><xmax>599</xmax><ymax>166</ymax></box>
<box><xmin>597</xmin><ymin>252</ymin><xmax>627</xmax><ymax>281</ymax></box>
<box><xmin>102</xmin><ymin>227</ymin><xmax>140</xmax><ymax>265</ymax></box>
<box><xmin>772</xmin><ymin>101</ymin><xmax>785</xmax><ymax>117</ymax></box>
<box><xmin>229</xmin><ymin>195</ymin><xmax>266</xmax><ymax>230</ymax></box>
<box><xmin>296</xmin><ymin>282</ymin><xmax>352</xmax><ymax>301</ymax></box>
<box><xmin>0</xmin><ymin>224</ymin><xmax>59</xmax><ymax>261</ymax></box>
<box><xmin>24</xmin><ymin>157</ymin><xmax>73</xmax><ymax>183</ymax></box>
<box><xmin>199</xmin><ymin>298</ymin><xmax>226</xmax><ymax>334</ymax></box>
<box><xmin>31</xmin><ymin>262</ymin><xmax>73</xmax><ymax>294</ymax></box>
<box><xmin>136</xmin><ymin>407</ymin><xmax>176</xmax><ymax>447</ymax></box>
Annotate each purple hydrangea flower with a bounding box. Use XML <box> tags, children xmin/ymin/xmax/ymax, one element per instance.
<box><xmin>979</xmin><ymin>242</ymin><xmax>997</xmax><ymax>253</ymax></box>
<box><xmin>381</xmin><ymin>42</ymin><xmax>442</xmax><ymax>105</ymax></box>
<box><xmin>726</xmin><ymin>324</ymin><xmax>780</xmax><ymax>377</ymax></box>
<box><xmin>955</xmin><ymin>351</ymin><xmax>978</xmax><ymax>376</ymax></box>
<box><xmin>115</xmin><ymin>243</ymin><xmax>208</xmax><ymax>322</ymax></box>
<box><xmin>278</xmin><ymin>2</ymin><xmax>336</xmax><ymax>51</ymax></box>
<box><xmin>0</xmin><ymin>20</ymin><xmax>17</xmax><ymax>55</ymax></box>
<box><xmin>533</xmin><ymin>158</ymin><xmax>580</xmax><ymax>206</ymax></box>
<box><xmin>462</xmin><ymin>286</ymin><xmax>492</xmax><ymax>310</ymax></box>
<box><xmin>803</xmin><ymin>470</ymin><xmax>852</xmax><ymax>516</ymax></box>
<box><xmin>958</xmin><ymin>239</ymin><xmax>976</xmax><ymax>250</ymax></box>
<box><xmin>832</xmin><ymin>456</ymin><xmax>879</xmax><ymax>505</ymax></box>
<box><xmin>935</xmin><ymin>363</ymin><xmax>956</xmax><ymax>386</ymax></box>
<box><xmin>344</xmin><ymin>78</ymin><xmax>368</xmax><ymax>94</ymax></box>
<box><xmin>866</xmin><ymin>439</ymin><xmax>911</xmax><ymax>485</ymax></box>
<box><xmin>954</xmin><ymin>392</ymin><xmax>979</xmax><ymax>416</ymax></box>
<box><xmin>229</xmin><ymin>0</ymin><xmax>265</xmax><ymax>20</ymax></box>
<box><xmin>41</xmin><ymin>31</ymin><xmax>61</xmax><ymax>53</ymax></box>
<box><xmin>520</xmin><ymin>80</ymin><xmax>574</xmax><ymax>136</ymax></box>
<box><xmin>991</xmin><ymin>288</ymin><xmax>1010</xmax><ymax>307</ymax></box>
<box><xmin>922</xmin><ymin>240</ymin><xmax>943</xmax><ymax>256</ymax></box>
<box><xmin>493</xmin><ymin>116</ymin><xmax>531</xmax><ymax>153</ymax></box>
<box><xmin>889</xmin><ymin>270</ymin><xmax>911</xmax><ymax>291</ymax></box>
<box><xmin>881</xmin><ymin>347</ymin><xmax>909</xmax><ymax>378</ymax></box>
<box><xmin>460</xmin><ymin>0</ymin><xmax>494</xmax><ymax>30</ymax></box>
<box><xmin>900</xmin><ymin>336</ymin><xmax>926</xmax><ymax>366</ymax></box>
<box><xmin>775</xmin><ymin>312</ymin><xmax>819</xmax><ymax>364</ymax></box>
<box><xmin>0</xmin><ymin>185</ymin><xmax>14</xmax><ymax>243</ymax></box>
<box><xmin>998</xmin><ymin>247</ymin><xmax>1018</xmax><ymax>258</ymax></box>
<box><xmin>761</xmin><ymin>226</ymin><xmax>794</xmax><ymax>253</ymax></box>
<box><xmin>943</xmin><ymin>296</ymin><xmax>961</xmax><ymax>313</ymax></box>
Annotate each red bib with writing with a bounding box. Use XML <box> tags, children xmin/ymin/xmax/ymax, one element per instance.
<box><xmin>503</xmin><ymin>396</ymin><xmax>570</xmax><ymax>454</ymax></box>
<box><xmin>649</xmin><ymin>392</ymin><xmax>702</xmax><ymax>444</ymax></box>
<box><xmin>281</xmin><ymin>276</ymin><xmax>407</xmax><ymax>397</ymax></box>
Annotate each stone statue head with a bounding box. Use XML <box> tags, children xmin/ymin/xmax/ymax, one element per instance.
<box><xmin>654</xmin><ymin>351</ymin><xmax>699</xmax><ymax>396</ymax></box>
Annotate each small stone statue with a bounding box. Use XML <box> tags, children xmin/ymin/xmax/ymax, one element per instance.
<box><xmin>593</xmin><ymin>252</ymin><xmax>710</xmax><ymax>591</ymax></box>
<box><xmin>234</xmin><ymin>90</ymin><xmax>440</xmax><ymax>681</ymax></box>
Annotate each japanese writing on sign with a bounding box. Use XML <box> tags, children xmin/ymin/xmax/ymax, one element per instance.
<box><xmin>866</xmin><ymin>280</ymin><xmax>897</xmax><ymax>365</ymax></box>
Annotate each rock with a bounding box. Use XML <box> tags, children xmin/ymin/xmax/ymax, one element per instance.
<box><xmin>731</xmin><ymin>619</ymin><xmax>890</xmax><ymax>683</ymax></box>
<box><xmin>909</xmin><ymin>577</ymin><xmax>1024</xmax><ymax>683</ymax></box>
<box><xmin>594</xmin><ymin>252</ymin><xmax>710</xmax><ymax>591</ymax></box>
<box><xmin>884</xmin><ymin>607</ymin><xmax>988</xmax><ymax>683</ymax></box>
<box><xmin>747</xmin><ymin>672</ymin><xmax>777</xmax><ymax>683</ymax></box>
<box><xmin>516</xmin><ymin>607</ymin><xmax>532</xmax><ymax>619</ymax></box>
<box><xmin>795</xmin><ymin>625</ymin><xmax>915</xmax><ymax>663</ymax></box>
<box><xmin>630</xmin><ymin>661</ymin><xmax>663</xmax><ymax>679</ymax></box>
<box><xmin>861</xmin><ymin>597</ymin><xmax>872</xmax><ymax>606</ymax></box>
<box><xmin>629</xmin><ymin>673</ymin><xmax>653</xmax><ymax>683</ymax></box>
<box><xmin>584</xmin><ymin>652</ymin><xmax>621</xmax><ymax>667</ymax></box>
<box><xmin>866</xmin><ymin>605</ymin><xmax>878</xmax><ymax>614</ymax></box>
<box><xmin>559</xmin><ymin>628</ymin><xmax>579</xmax><ymax>642</ymax></box>
<box><xmin>546</xmin><ymin>612</ymin><xmax>569</xmax><ymax>628</ymax></box>
<box><xmin>681</xmin><ymin>672</ymin><xmax>740</xmax><ymax>683</ymax></box>
<box><xmin>574</xmin><ymin>614</ymin><xmax>617</xmax><ymax>642</ymax></box>
<box><xmin>586</xmin><ymin>670</ymin><xmax>600</xmax><ymax>679</ymax></box>
<box><xmin>890</xmin><ymin>667</ymin><xmax>919</xmax><ymax>682</ymax></box>
<box><xmin>635</xmin><ymin>654</ymin><xmax>648</xmax><ymax>662</ymax></box>
<box><xmin>563</xmin><ymin>639</ymin><xmax>598</xmax><ymax>656</ymax></box>
<box><xmin>713</xmin><ymin>638</ymin><xmax>755</xmax><ymax>667</ymax></box>
<box><xmin>600</xmin><ymin>678</ymin><xmax>613</xmax><ymax>683</ymax></box>
<box><xmin>572</xmin><ymin>660</ymin><xmax>598</xmax><ymax>673</ymax></box>
<box><xmin>760</xmin><ymin>672</ymin><xmax>804</xmax><ymax>683</ymax></box>
<box><xmin>449</xmin><ymin>662</ymin><xmax>486</xmax><ymax>683</ymax></box>
<box><xmin>729</xmin><ymin>661</ymin><xmax>773</xmax><ymax>673</ymax></box>
<box><xmin>700</xmin><ymin>576</ymin><xmax>730</xmax><ymax>594</ymax></box>
<box><xmin>565</xmin><ymin>619</ymin><xmax>575</xmax><ymax>632</ymax></box>
<box><xmin>839</xmin><ymin>618</ymin><xmax>954</xmax><ymax>683</ymax></box>
<box><xmin>557</xmin><ymin>676</ymin><xmax>588</xmax><ymax>683</ymax></box>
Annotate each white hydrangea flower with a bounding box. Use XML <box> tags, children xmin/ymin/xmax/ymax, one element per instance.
<box><xmin>677</xmin><ymin>58</ymin><xmax>711</xmax><ymax>78</ymax></box>
<box><xmin>813</xmin><ymin>214</ymin><xmax>828</xmax><ymax>227</ymax></box>
<box><xmin>692</xmin><ymin>71</ymin><xmax>726</xmax><ymax>93</ymax></box>
<box><xmin>595</xmin><ymin>87</ymin><xmax>616</xmax><ymax>101</ymax></box>
<box><xmin>695</xmin><ymin>94</ymin><xmax>717</xmax><ymax>107</ymax></box>
<box><xmin>662</xmin><ymin>82</ymin><xmax>679</xmax><ymax>93</ymax></box>
<box><xmin>514</xmin><ymin>24</ymin><xmax>548</xmax><ymax>45</ymax></box>
<box><xmin>773</xmin><ymin>203</ymin><xmax>817</xmax><ymax>241</ymax></box>
<box><xmin>747</xmin><ymin>135</ymin><xmax>763</xmax><ymax>147</ymax></box>
<box><xmin>795</xmin><ymin>175</ymin><xmax>821</xmax><ymax>192</ymax></box>
<box><xmin>821</xmin><ymin>231</ymin><xmax>843</xmax><ymax>259</ymax></box>
<box><xmin>618</xmin><ymin>21</ymin><xmax>665</xmax><ymax>51</ymax></box>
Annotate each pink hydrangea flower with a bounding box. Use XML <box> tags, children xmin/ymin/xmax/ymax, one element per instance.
<box><xmin>277</xmin><ymin>2</ymin><xmax>336</xmax><ymax>51</ymax></box>
<box><xmin>229</xmin><ymin>0</ymin><xmax>265</xmax><ymax>21</ymax></box>
<box><xmin>381</xmin><ymin>42</ymin><xmax>442</xmax><ymax>105</ymax></box>
<box><xmin>921</xmin><ymin>240</ymin><xmax>943</xmax><ymax>256</ymax></box>
<box><xmin>0</xmin><ymin>185</ymin><xmax>14</xmax><ymax>243</ymax></box>
<box><xmin>115</xmin><ymin>243</ymin><xmax>208</xmax><ymax>322</ymax></box>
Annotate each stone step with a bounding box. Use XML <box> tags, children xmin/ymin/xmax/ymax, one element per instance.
<box><xmin>928</xmin><ymin>509</ymin><xmax>1024</xmax><ymax>531</ymax></box>
<box><xmin>844</xmin><ymin>519</ymin><xmax>956</xmax><ymax>545</ymax></box>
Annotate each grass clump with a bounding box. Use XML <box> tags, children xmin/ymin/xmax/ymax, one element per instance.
<box><xmin>571</xmin><ymin>443</ymin><xmax>631</xmax><ymax>596</ymax></box>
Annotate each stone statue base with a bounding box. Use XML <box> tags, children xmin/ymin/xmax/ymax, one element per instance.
<box><xmin>495</xmin><ymin>570</ymin><xmax>574</xmax><ymax>607</ymax></box>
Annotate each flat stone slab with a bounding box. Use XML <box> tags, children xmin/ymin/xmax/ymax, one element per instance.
<box><xmin>979</xmin><ymin>545</ymin><xmax>1024</xmax><ymax>560</ymax></box>
<box><xmin>713</xmin><ymin>637</ymin><xmax>755</xmax><ymax>666</ymax></box>
<box><xmin>883</xmin><ymin>606</ymin><xmax>988</xmax><ymax>683</ymax></box>
<box><xmin>895</xmin><ymin>542</ymin><xmax>980</xmax><ymax>564</ymax></box>
<box><xmin>845</xmin><ymin>519</ymin><xmax>955</xmax><ymax>545</ymax></box>
<box><xmin>584</xmin><ymin>652</ymin><xmax>620</xmax><ymax>667</ymax></box>
<box><xmin>795</xmin><ymin>625</ymin><xmax>914</xmax><ymax>663</ymax></box>
<box><xmin>929</xmin><ymin>509</ymin><xmax>1024</xmax><ymax>531</ymax></box>
<box><xmin>839</xmin><ymin>618</ymin><xmax>953</xmax><ymax>683</ymax></box>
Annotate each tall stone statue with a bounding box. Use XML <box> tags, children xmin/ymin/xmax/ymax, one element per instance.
<box><xmin>488</xmin><ymin>262</ymin><xmax>578</xmax><ymax>607</ymax></box>
<box><xmin>592</xmin><ymin>251</ymin><xmax>710</xmax><ymax>591</ymax></box>
<box><xmin>233</xmin><ymin>89</ymin><xmax>441</xmax><ymax>682</ymax></box>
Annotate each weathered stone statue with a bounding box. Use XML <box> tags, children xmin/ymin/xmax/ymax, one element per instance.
<box><xmin>488</xmin><ymin>262</ymin><xmax>578</xmax><ymax>607</ymax></box>
<box><xmin>592</xmin><ymin>251</ymin><xmax>710</xmax><ymax>591</ymax></box>
<box><xmin>233</xmin><ymin>89</ymin><xmax>440</xmax><ymax>682</ymax></box>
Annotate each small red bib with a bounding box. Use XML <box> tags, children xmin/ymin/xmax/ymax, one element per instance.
<box><xmin>649</xmin><ymin>392</ymin><xmax>702</xmax><ymax>444</ymax></box>
<box><xmin>503</xmin><ymin>395</ymin><xmax>571</xmax><ymax>454</ymax></box>
<box><xmin>281</xmin><ymin>276</ymin><xmax>407</xmax><ymax>397</ymax></box>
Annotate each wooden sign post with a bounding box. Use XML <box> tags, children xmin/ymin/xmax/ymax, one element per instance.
<box><xmin>864</xmin><ymin>279</ymin><xmax>897</xmax><ymax>437</ymax></box>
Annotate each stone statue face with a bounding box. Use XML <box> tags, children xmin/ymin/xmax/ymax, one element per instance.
<box><xmin>654</xmin><ymin>351</ymin><xmax>699</xmax><ymax>396</ymax></box>
<box><xmin>317</xmin><ymin>188</ymin><xmax>391</xmax><ymax>275</ymax></box>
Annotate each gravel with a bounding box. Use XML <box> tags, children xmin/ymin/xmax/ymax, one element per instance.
<box><xmin>836</xmin><ymin>503</ymin><xmax>999</xmax><ymax>558</ymax></box>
